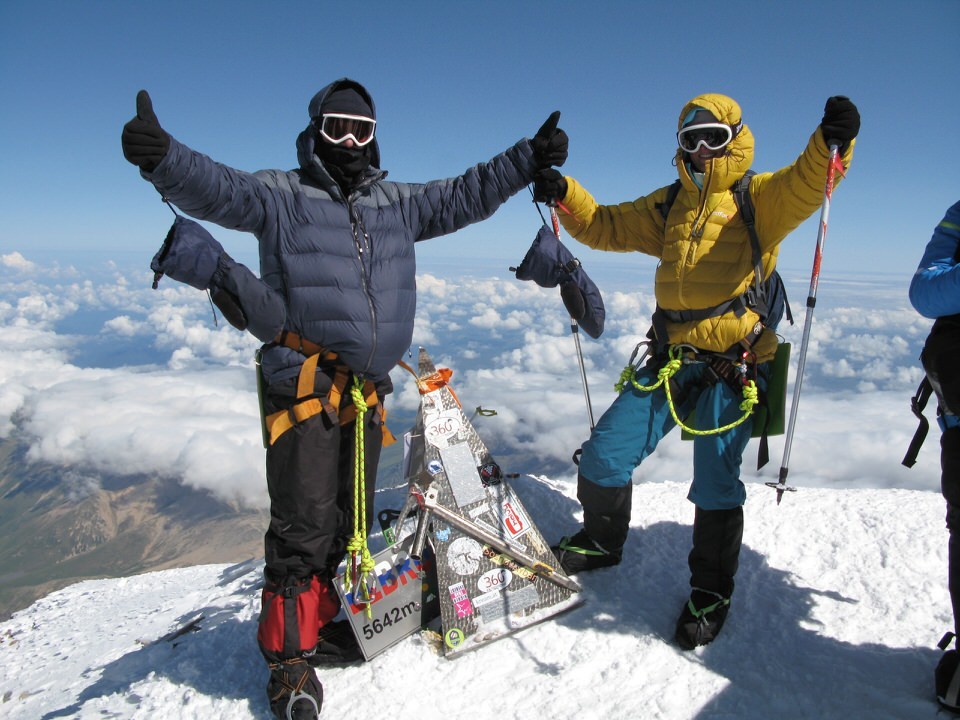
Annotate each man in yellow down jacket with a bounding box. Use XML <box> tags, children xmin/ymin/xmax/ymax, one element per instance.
<box><xmin>533</xmin><ymin>93</ymin><xmax>859</xmax><ymax>649</ymax></box>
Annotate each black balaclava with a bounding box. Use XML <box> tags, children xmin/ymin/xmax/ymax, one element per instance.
<box><xmin>315</xmin><ymin>86</ymin><xmax>374</xmax><ymax>194</ymax></box>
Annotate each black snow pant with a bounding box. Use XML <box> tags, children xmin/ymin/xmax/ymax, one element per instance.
<box><xmin>942</xmin><ymin>426</ymin><xmax>960</xmax><ymax>639</ymax></box>
<box><xmin>256</xmin><ymin>365</ymin><xmax>390</xmax><ymax>663</ymax></box>
<box><xmin>263</xmin><ymin>367</ymin><xmax>390</xmax><ymax>581</ymax></box>
<box><xmin>688</xmin><ymin>505</ymin><xmax>744</xmax><ymax>598</ymax></box>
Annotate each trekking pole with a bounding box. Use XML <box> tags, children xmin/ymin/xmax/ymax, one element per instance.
<box><xmin>766</xmin><ymin>145</ymin><xmax>845</xmax><ymax>504</ymax></box>
<box><xmin>551</xmin><ymin>205</ymin><xmax>595</xmax><ymax>429</ymax></box>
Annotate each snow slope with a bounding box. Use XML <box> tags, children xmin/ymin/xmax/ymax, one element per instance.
<box><xmin>0</xmin><ymin>478</ymin><xmax>949</xmax><ymax>720</ymax></box>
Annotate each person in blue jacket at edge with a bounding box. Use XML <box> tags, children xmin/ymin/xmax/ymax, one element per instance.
<box><xmin>121</xmin><ymin>79</ymin><xmax>568</xmax><ymax>720</ymax></box>
<box><xmin>909</xmin><ymin>201</ymin><xmax>960</xmax><ymax>712</ymax></box>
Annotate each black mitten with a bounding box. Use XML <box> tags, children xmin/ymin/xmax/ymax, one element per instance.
<box><xmin>531</xmin><ymin>111</ymin><xmax>568</xmax><ymax>168</ymax></box>
<box><xmin>122</xmin><ymin>90</ymin><xmax>170</xmax><ymax>172</ymax></box>
<box><xmin>532</xmin><ymin>168</ymin><xmax>568</xmax><ymax>205</ymax></box>
<box><xmin>820</xmin><ymin>96</ymin><xmax>860</xmax><ymax>151</ymax></box>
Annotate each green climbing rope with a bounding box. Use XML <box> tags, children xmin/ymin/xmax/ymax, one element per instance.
<box><xmin>346</xmin><ymin>375</ymin><xmax>376</xmax><ymax>617</ymax></box>
<box><xmin>614</xmin><ymin>345</ymin><xmax>758</xmax><ymax>436</ymax></box>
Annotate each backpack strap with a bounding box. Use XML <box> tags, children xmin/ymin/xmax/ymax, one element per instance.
<box><xmin>656</xmin><ymin>180</ymin><xmax>683</xmax><ymax>223</ymax></box>
<box><xmin>732</xmin><ymin>173</ymin><xmax>761</xmax><ymax>277</ymax></box>
<box><xmin>902</xmin><ymin>376</ymin><xmax>934</xmax><ymax>468</ymax></box>
<box><xmin>731</xmin><ymin>171</ymin><xmax>769</xmax><ymax>314</ymax></box>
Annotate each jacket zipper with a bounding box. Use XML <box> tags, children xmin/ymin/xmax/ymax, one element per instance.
<box><xmin>679</xmin><ymin>164</ymin><xmax>715</xmax><ymax>309</ymax></box>
<box><xmin>349</xmin><ymin>199</ymin><xmax>377</xmax><ymax>375</ymax></box>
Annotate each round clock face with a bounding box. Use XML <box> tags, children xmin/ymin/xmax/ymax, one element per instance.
<box><xmin>447</xmin><ymin>536</ymin><xmax>483</xmax><ymax>575</ymax></box>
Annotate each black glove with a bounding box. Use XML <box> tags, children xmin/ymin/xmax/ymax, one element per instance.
<box><xmin>532</xmin><ymin>168</ymin><xmax>567</xmax><ymax>205</ymax></box>
<box><xmin>122</xmin><ymin>90</ymin><xmax>170</xmax><ymax>172</ymax></box>
<box><xmin>531</xmin><ymin>110</ymin><xmax>568</xmax><ymax>169</ymax></box>
<box><xmin>820</xmin><ymin>96</ymin><xmax>860</xmax><ymax>151</ymax></box>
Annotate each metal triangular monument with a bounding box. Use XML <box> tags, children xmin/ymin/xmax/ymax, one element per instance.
<box><xmin>394</xmin><ymin>347</ymin><xmax>583</xmax><ymax>657</ymax></box>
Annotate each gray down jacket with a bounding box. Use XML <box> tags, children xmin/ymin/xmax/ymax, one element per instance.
<box><xmin>143</xmin><ymin>78</ymin><xmax>539</xmax><ymax>383</ymax></box>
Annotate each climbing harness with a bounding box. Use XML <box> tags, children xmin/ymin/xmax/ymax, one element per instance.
<box><xmin>259</xmin><ymin>331</ymin><xmax>396</xmax><ymax>618</ymax></box>
<box><xmin>263</xmin><ymin>330</ymin><xmax>395</xmax><ymax>447</ymax></box>
<box><xmin>614</xmin><ymin>343</ymin><xmax>759</xmax><ymax>436</ymax></box>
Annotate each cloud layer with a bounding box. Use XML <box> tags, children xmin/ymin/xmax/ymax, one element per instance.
<box><xmin>0</xmin><ymin>254</ymin><xmax>940</xmax><ymax>510</ymax></box>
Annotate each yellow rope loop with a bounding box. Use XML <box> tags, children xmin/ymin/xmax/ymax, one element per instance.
<box><xmin>664</xmin><ymin>372</ymin><xmax>757</xmax><ymax>436</ymax></box>
<box><xmin>739</xmin><ymin>379</ymin><xmax>759</xmax><ymax>413</ymax></box>
<box><xmin>615</xmin><ymin>345</ymin><xmax>684</xmax><ymax>394</ymax></box>
<box><xmin>615</xmin><ymin>364</ymin><xmax>666</xmax><ymax>394</ymax></box>
<box><xmin>614</xmin><ymin>346</ymin><xmax>757</xmax><ymax>436</ymax></box>
<box><xmin>658</xmin><ymin>356</ymin><xmax>683</xmax><ymax>383</ymax></box>
<box><xmin>350</xmin><ymin>382</ymin><xmax>369</xmax><ymax>414</ymax></box>
<box><xmin>346</xmin><ymin>535</ymin><xmax>365</xmax><ymax>555</ymax></box>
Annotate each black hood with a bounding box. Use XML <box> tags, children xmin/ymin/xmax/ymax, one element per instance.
<box><xmin>296</xmin><ymin>77</ymin><xmax>382</xmax><ymax>180</ymax></box>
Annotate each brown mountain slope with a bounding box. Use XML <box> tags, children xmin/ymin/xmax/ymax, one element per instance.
<box><xmin>0</xmin><ymin>437</ymin><xmax>267</xmax><ymax>620</ymax></box>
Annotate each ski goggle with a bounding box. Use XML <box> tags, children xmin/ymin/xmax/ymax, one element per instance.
<box><xmin>317</xmin><ymin>113</ymin><xmax>376</xmax><ymax>147</ymax></box>
<box><xmin>677</xmin><ymin>122</ymin><xmax>735</xmax><ymax>153</ymax></box>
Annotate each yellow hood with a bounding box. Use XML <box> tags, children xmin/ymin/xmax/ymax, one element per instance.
<box><xmin>675</xmin><ymin>93</ymin><xmax>754</xmax><ymax>193</ymax></box>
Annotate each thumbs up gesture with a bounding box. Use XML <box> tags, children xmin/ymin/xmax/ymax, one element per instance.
<box><xmin>121</xmin><ymin>90</ymin><xmax>169</xmax><ymax>171</ymax></box>
<box><xmin>531</xmin><ymin>110</ymin><xmax>568</xmax><ymax>169</ymax></box>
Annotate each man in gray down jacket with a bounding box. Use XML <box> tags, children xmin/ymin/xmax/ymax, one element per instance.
<box><xmin>121</xmin><ymin>77</ymin><xmax>567</xmax><ymax>719</ymax></box>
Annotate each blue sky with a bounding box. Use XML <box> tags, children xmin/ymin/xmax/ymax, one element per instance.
<box><xmin>0</xmin><ymin>0</ymin><xmax>957</xmax><ymax>278</ymax></box>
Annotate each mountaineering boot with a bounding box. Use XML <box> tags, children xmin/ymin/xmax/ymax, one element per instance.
<box><xmin>552</xmin><ymin>528</ymin><xmax>622</xmax><ymax>574</ymax></box>
<box><xmin>308</xmin><ymin>619</ymin><xmax>364</xmax><ymax>665</ymax></box>
<box><xmin>935</xmin><ymin>632</ymin><xmax>960</xmax><ymax>713</ymax></box>
<box><xmin>675</xmin><ymin>588</ymin><xmax>731</xmax><ymax>650</ymax></box>
<box><xmin>266</xmin><ymin>659</ymin><xmax>323</xmax><ymax>720</ymax></box>
<box><xmin>675</xmin><ymin>506</ymin><xmax>743</xmax><ymax>650</ymax></box>
<box><xmin>551</xmin><ymin>475</ymin><xmax>631</xmax><ymax>574</ymax></box>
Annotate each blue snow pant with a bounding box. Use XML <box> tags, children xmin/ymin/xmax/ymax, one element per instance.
<box><xmin>579</xmin><ymin>360</ymin><xmax>766</xmax><ymax>510</ymax></box>
<box><xmin>575</xmin><ymin>358</ymin><xmax>765</xmax><ymax>596</ymax></box>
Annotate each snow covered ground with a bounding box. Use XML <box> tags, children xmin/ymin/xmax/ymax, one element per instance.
<box><xmin>0</xmin><ymin>477</ymin><xmax>949</xmax><ymax>719</ymax></box>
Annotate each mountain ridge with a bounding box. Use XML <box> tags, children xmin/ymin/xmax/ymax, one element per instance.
<box><xmin>0</xmin><ymin>436</ymin><xmax>266</xmax><ymax>620</ymax></box>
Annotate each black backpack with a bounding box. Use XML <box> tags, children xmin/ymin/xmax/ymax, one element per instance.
<box><xmin>654</xmin><ymin>171</ymin><xmax>793</xmax><ymax>338</ymax></box>
<box><xmin>902</xmin><ymin>242</ymin><xmax>960</xmax><ymax>468</ymax></box>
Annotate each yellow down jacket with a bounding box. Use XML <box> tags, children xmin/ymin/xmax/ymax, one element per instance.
<box><xmin>556</xmin><ymin>93</ymin><xmax>854</xmax><ymax>362</ymax></box>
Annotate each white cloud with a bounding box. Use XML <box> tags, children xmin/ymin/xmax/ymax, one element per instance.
<box><xmin>0</xmin><ymin>258</ymin><xmax>941</xmax><ymax>511</ymax></box>
<box><xmin>1</xmin><ymin>251</ymin><xmax>36</xmax><ymax>272</ymax></box>
<box><xmin>102</xmin><ymin>315</ymin><xmax>146</xmax><ymax>336</ymax></box>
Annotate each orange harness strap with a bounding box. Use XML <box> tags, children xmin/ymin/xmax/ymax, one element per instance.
<box><xmin>265</xmin><ymin>334</ymin><xmax>395</xmax><ymax>446</ymax></box>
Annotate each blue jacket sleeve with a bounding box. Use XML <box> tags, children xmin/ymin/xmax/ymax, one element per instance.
<box><xmin>909</xmin><ymin>200</ymin><xmax>960</xmax><ymax>319</ymax></box>
<box><xmin>409</xmin><ymin>139</ymin><xmax>538</xmax><ymax>241</ymax></box>
<box><xmin>142</xmin><ymin>137</ymin><xmax>273</xmax><ymax>235</ymax></box>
